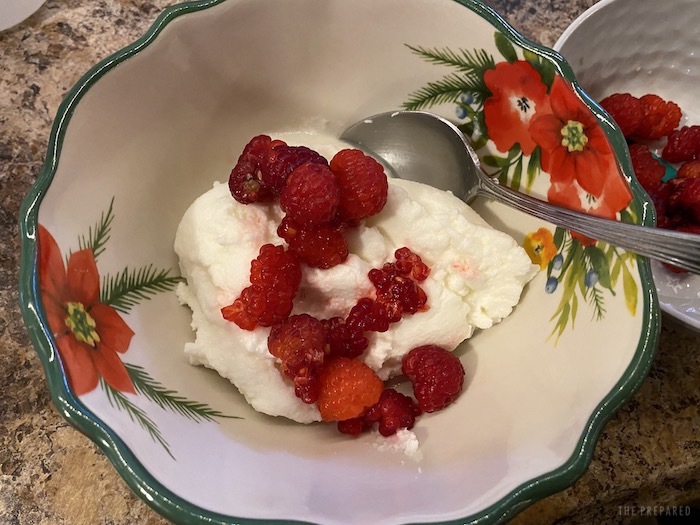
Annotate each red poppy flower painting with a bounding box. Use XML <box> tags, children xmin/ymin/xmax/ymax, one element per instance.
<box><xmin>529</xmin><ymin>76</ymin><xmax>633</xmax><ymax>219</ymax></box>
<box><xmin>35</xmin><ymin>201</ymin><xmax>229</xmax><ymax>457</ymax></box>
<box><xmin>483</xmin><ymin>60</ymin><xmax>551</xmax><ymax>155</ymax></box>
<box><xmin>38</xmin><ymin>225</ymin><xmax>135</xmax><ymax>395</ymax></box>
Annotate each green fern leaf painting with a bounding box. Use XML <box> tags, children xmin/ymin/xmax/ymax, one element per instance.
<box><xmin>404</xmin><ymin>33</ymin><xmax>640</xmax><ymax>341</ymax></box>
<box><xmin>38</xmin><ymin>199</ymin><xmax>235</xmax><ymax>458</ymax></box>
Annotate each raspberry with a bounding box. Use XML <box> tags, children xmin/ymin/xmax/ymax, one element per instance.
<box><xmin>322</xmin><ymin>317</ymin><xmax>368</xmax><ymax>359</ymax></box>
<box><xmin>293</xmin><ymin>368</ymin><xmax>322</xmax><ymax>404</ymax></box>
<box><xmin>337</xmin><ymin>417</ymin><xmax>373</xmax><ymax>436</ymax></box>
<box><xmin>677</xmin><ymin>224</ymin><xmax>700</xmax><ymax>234</ymax></box>
<box><xmin>649</xmin><ymin>184</ymin><xmax>673</xmax><ymax>229</ymax></box>
<box><xmin>394</xmin><ymin>247</ymin><xmax>431</xmax><ymax>281</ymax></box>
<box><xmin>364</xmin><ymin>388</ymin><xmax>422</xmax><ymax>437</ymax></box>
<box><xmin>317</xmin><ymin>357</ymin><xmax>384</xmax><ymax>421</ymax></box>
<box><xmin>228</xmin><ymin>135</ymin><xmax>276</xmax><ymax>203</ymax></box>
<box><xmin>322</xmin><ymin>249</ymin><xmax>430</xmax><ymax>358</ymax></box>
<box><xmin>668</xmin><ymin>177</ymin><xmax>700</xmax><ymax>224</ymax></box>
<box><xmin>279</xmin><ymin>162</ymin><xmax>340</xmax><ymax>225</ymax></box>
<box><xmin>277</xmin><ymin>217</ymin><xmax>349</xmax><ymax>269</ymax></box>
<box><xmin>402</xmin><ymin>345</ymin><xmax>465</xmax><ymax>413</ymax></box>
<box><xmin>249</xmin><ymin>243</ymin><xmax>302</xmax><ymax>290</ymax></box>
<box><xmin>627</xmin><ymin>143</ymin><xmax>673</xmax><ymax>226</ymax></box>
<box><xmin>663</xmin><ymin>126</ymin><xmax>700</xmax><ymax>163</ymax></box>
<box><xmin>346</xmin><ymin>298</ymin><xmax>390</xmax><ymax>333</ymax></box>
<box><xmin>330</xmin><ymin>149</ymin><xmax>388</xmax><ymax>223</ymax></box>
<box><xmin>268</xmin><ymin>314</ymin><xmax>326</xmax><ymax>403</ymax></box>
<box><xmin>368</xmin><ymin>248</ymin><xmax>430</xmax><ymax>319</ymax></box>
<box><xmin>678</xmin><ymin>160</ymin><xmax>700</xmax><ymax>179</ymax></box>
<box><xmin>221</xmin><ymin>244</ymin><xmax>301</xmax><ymax>330</ymax></box>
<box><xmin>220</xmin><ymin>290</ymin><xmax>258</xmax><ymax>331</ymax></box>
<box><xmin>262</xmin><ymin>144</ymin><xmax>328</xmax><ymax>195</ymax></box>
<box><xmin>221</xmin><ymin>284</ymin><xmax>295</xmax><ymax>330</ymax></box>
<box><xmin>599</xmin><ymin>93</ymin><xmax>643</xmax><ymax>137</ymax></box>
<box><xmin>268</xmin><ymin>314</ymin><xmax>325</xmax><ymax>373</ymax></box>
<box><xmin>628</xmin><ymin>143</ymin><xmax>666</xmax><ymax>195</ymax></box>
<box><xmin>635</xmin><ymin>94</ymin><xmax>682</xmax><ymax>140</ymax></box>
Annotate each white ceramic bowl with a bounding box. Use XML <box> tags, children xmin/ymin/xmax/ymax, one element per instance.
<box><xmin>555</xmin><ymin>0</ymin><xmax>700</xmax><ymax>331</ymax></box>
<box><xmin>19</xmin><ymin>0</ymin><xmax>659</xmax><ymax>523</ymax></box>
<box><xmin>0</xmin><ymin>0</ymin><xmax>46</xmax><ymax>31</ymax></box>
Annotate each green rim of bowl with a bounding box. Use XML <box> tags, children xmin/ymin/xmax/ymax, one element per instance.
<box><xmin>18</xmin><ymin>0</ymin><xmax>660</xmax><ymax>523</ymax></box>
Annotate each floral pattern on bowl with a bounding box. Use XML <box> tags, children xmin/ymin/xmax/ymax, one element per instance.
<box><xmin>404</xmin><ymin>34</ymin><xmax>643</xmax><ymax>341</ymax></box>
<box><xmin>38</xmin><ymin>201</ymin><xmax>234</xmax><ymax>458</ymax></box>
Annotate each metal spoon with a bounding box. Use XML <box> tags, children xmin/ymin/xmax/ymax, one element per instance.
<box><xmin>341</xmin><ymin>110</ymin><xmax>700</xmax><ymax>274</ymax></box>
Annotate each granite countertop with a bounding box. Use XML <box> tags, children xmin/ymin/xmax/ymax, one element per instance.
<box><xmin>1</xmin><ymin>1</ymin><xmax>698</xmax><ymax>524</ymax></box>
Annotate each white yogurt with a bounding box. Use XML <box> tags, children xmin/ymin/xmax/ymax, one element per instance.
<box><xmin>175</xmin><ymin>135</ymin><xmax>538</xmax><ymax>423</ymax></box>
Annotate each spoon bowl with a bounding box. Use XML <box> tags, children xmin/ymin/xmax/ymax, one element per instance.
<box><xmin>341</xmin><ymin>111</ymin><xmax>479</xmax><ymax>199</ymax></box>
<box><xmin>341</xmin><ymin>110</ymin><xmax>700</xmax><ymax>274</ymax></box>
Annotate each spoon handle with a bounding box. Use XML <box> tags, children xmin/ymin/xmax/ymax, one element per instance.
<box><xmin>480</xmin><ymin>176</ymin><xmax>700</xmax><ymax>274</ymax></box>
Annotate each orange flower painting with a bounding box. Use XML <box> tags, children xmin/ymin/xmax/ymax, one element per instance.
<box><xmin>38</xmin><ymin>225</ymin><xmax>135</xmax><ymax>395</ymax></box>
<box><xmin>523</xmin><ymin>228</ymin><xmax>557</xmax><ymax>269</ymax></box>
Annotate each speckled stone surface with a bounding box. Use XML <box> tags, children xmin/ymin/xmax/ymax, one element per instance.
<box><xmin>0</xmin><ymin>1</ymin><xmax>698</xmax><ymax>524</ymax></box>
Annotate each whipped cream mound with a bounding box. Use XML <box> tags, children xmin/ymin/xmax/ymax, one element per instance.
<box><xmin>175</xmin><ymin>139</ymin><xmax>537</xmax><ymax>424</ymax></box>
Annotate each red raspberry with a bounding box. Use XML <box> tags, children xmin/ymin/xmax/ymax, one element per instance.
<box><xmin>268</xmin><ymin>314</ymin><xmax>326</xmax><ymax>403</ymax></box>
<box><xmin>277</xmin><ymin>217</ymin><xmax>349</xmax><ymax>269</ymax></box>
<box><xmin>220</xmin><ymin>290</ymin><xmax>258</xmax><ymax>331</ymax></box>
<box><xmin>678</xmin><ymin>160</ymin><xmax>700</xmax><ymax>180</ymax></box>
<box><xmin>322</xmin><ymin>317</ymin><xmax>368</xmax><ymax>359</ymax></box>
<box><xmin>262</xmin><ymin>144</ymin><xmax>328</xmax><ymax>195</ymax></box>
<box><xmin>368</xmin><ymin>248</ymin><xmax>430</xmax><ymax>319</ymax></box>
<box><xmin>364</xmin><ymin>388</ymin><xmax>422</xmax><ymax>437</ymax></box>
<box><xmin>677</xmin><ymin>224</ymin><xmax>700</xmax><ymax>234</ymax></box>
<box><xmin>268</xmin><ymin>314</ymin><xmax>325</xmax><ymax>373</ymax></box>
<box><xmin>221</xmin><ymin>244</ymin><xmax>301</xmax><ymax>330</ymax></box>
<box><xmin>322</xmin><ymin>249</ymin><xmax>430</xmax><ymax>360</ymax></box>
<box><xmin>346</xmin><ymin>298</ymin><xmax>390</xmax><ymax>333</ymax></box>
<box><xmin>663</xmin><ymin>126</ymin><xmax>700</xmax><ymax>163</ymax></box>
<box><xmin>330</xmin><ymin>149</ymin><xmax>388</xmax><ymax>223</ymax></box>
<box><xmin>337</xmin><ymin>417</ymin><xmax>373</xmax><ymax>436</ymax></box>
<box><xmin>635</xmin><ymin>94</ymin><xmax>682</xmax><ymax>140</ymax></box>
<box><xmin>292</xmin><ymin>368</ymin><xmax>322</xmax><ymax>405</ymax></box>
<box><xmin>650</xmin><ymin>184</ymin><xmax>673</xmax><ymax>229</ymax></box>
<box><xmin>317</xmin><ymin>357</ymin><xmax>384</xmax><ymax>421</ymax></box>
<box><xmin>668</xmin><ymin>177</ymin><xmax>700</xmax><ymax>224</ymax></box>
<box><xmin>402</xmin><ymin>345</ymin><xmax>465</xmax><ymax>413</ymax></box>
<box><xmin>228</xmin><ymin>135</ymin><xmax>276</xmax><ymax>203</ymax></box>
<box><xmin>280</xmin><ymin>162</ymin><xmax>340</xmax><ymax>225</ymax></box>
<box><xmin>394</xmin><ymin>247</ymin><xmax>431</xmax><ymax>281</ymax></box>
<box><xmin>249</xmin><ymin>243</ymin><xmax>302</xmax><ymax>290</ymax></box>
<box><xmin>599</xmin><ymin>93</ymin><xmax>643</xmax><ymax>137</ymax></box>
<box><xmin>661</xmin><ymin>262</ymin><xmax>690</xmax><ymax>274</ymax></box>
<box><xmin>221</xmin><ymin>284</ymin><xmax>295</xmax><ymax>330</ymax></box>
<box><xmin>628</xmin><ymin>143</ymin><xmax>666</xmax><ymax>195</ymax></box>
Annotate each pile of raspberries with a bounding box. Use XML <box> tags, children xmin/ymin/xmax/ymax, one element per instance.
<box><xmin>600</xmin><ymin>93</ymin><xmax>700</xmax><ymax>271</ymax></box>
<box><xmin>220</xmin><ymin>135</ymin><xmax>466</xmax><ymax>437</ymax></box>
